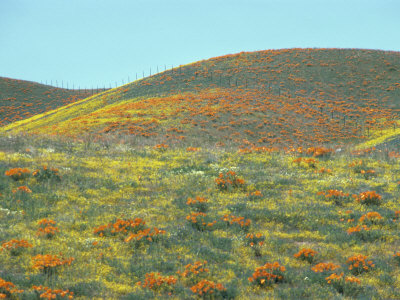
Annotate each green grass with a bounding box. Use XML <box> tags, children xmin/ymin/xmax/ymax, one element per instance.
<box><xmin>0</xmin><ymin>135</ymin><xmax>400</xmax><ymax>299</ymax></box>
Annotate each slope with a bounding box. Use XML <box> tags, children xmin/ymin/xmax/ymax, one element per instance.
<box><xmin>2</xmin><ymin>48</ymin><xmax>400</xmax><ymax>149</ymax></box>
<box><xmin>0</xmin><ymin>77</ymin><xmax>106</xmax><ymax>126</ymax></box>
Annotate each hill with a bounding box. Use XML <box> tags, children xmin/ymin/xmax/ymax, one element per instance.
<box><xmin>2</xmin><ymin>48</ymin><xmax>400</xmax><ymax>149</ymax></box>
<box><xmin>0</xmin><ymin>77</ymin><xmax>106</xmax><ymax>126</ymax></box>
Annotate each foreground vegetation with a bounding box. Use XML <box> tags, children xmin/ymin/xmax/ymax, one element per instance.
<box><xmin>1</xmin><ymin>135</ymin><xmax>400</xmax><ymax>299</ymax></box>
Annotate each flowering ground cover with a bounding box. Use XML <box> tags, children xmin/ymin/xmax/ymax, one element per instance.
<box><xmin>2</xmin><ymin>49</ymin><xmax>400</xmax><ymax>150</ymax></box>
<box><xmin>0</xmin><ymin>135</ymin><xmax>400</xmax><ymax>299</ymax></box>
<box><xmin>0</xmin><ymin>77</ymin><xmax>98</xmax><ymax>126</ymax></box>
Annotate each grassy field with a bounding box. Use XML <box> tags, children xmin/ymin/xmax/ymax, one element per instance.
<box><xmin>0</xmin><ymin>135</ymin><xmax>400</xmax><ymax>299</ymax></box>
<box><xmin>1</xmin><ymin>48</ymin><xmax>400</xmax><ymax>299</ymax></box>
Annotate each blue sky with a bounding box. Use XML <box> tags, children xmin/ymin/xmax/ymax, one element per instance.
<box><xmin>1</xmin><ymin>0</ymin><xmax>399</xmax><ymax>88</ymax></box>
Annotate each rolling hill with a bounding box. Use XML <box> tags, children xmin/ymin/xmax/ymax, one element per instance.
<box><xmin>2</xmin><ymin>48</ymin><xmax>400</xmax><ymax>149</ymax></box>
<box><xmin>0</xmin><ymin>77</ymin><xmax>106</xmax><ymax>126</ymax></box>
<box><xmin>2</xmin><ymin>49</ymin><xmax>400</xmax><ymax>299</ymax></box>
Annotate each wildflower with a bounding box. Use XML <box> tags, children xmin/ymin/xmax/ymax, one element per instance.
<box><xmin>137</xmin><ymin>272</ymin><xmax>177</xmax><ymax>292</ymax></box>
<box><xmin>12</xmin><ymin>186</ymin><xmax>32</xmax><ymax>194</ymax></box>
<box><xmin>352</xmin><ymin>191</ymin><xmax>382</xmax><ymax>206</ymax></box>
<box><xmin>5</xmin><ymin>168</ymin><xmax>30</xmax><ymax>181</ymax></box>
<box><xmin>31</xmin><ymin>254</ymin><xmax>74</xmax><ymax>275</ymax></box>
<box><xmin>37</xmin><ymin>219</ymin><xmax>59</xmax><ymax>238</ymax></box>
<box><xmin>249</xmin><ymin>262</ymin><xmax>286</xmax><ymax>286</ymax></box>
<box><xmin>294</xmin><ymin>248</ymin><xmax>318</xmax><ymax>263</ymax></box>
<box><xmin>346</xmin><ymin>254</ymin><xmax>374</xmax><ymax>274</ymax></box>
<box><xmin>1</xmin><ymin>239</ymin><xmax>32</xmax><ymax>256</ymax></box>
<box><xmin>190</xmin><ymin>279</ymin><xmax>226</xmax><ymax>296</ymax></box>
<box><xmin>311</xmin><ymin>262</ymin><xmax>341</xmax><ymax>273</ymax></box>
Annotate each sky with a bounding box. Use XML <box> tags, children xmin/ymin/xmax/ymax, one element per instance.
<box><xmin>1</xmin><ymin>0</ymin><xmax>399</xmax><ymax>89</ymax></box>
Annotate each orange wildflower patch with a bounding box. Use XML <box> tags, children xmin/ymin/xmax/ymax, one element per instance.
<box><xmin>32</xmin><ymin>285</ymin><xmax>74</xmax><ymax>299</ymax></box>
<box><xmin>247</xmin><ymin>190</ymin><xmax>263</xmax><ymax>200</ymax></box>
<box><xmin>318</xmin><ymin>189</ymin><xmax>349</xmax><ymax>205</ymax></box>
<box><xmin>177</xmin><ymin>261</ymin><xmax>209</xmax><ymax>278</ymax></box>
<box><xmin>311</xmin><ymin>262</ymin><xmax>341</xmax><ymax>273</ymax></box>
<box><xmin>31</xmin><ymin>254</ymin><xmax>74</xmax><ymax>275</ymax></box>
<box><xmin>359</xmin><ymin>211</ymin><xmax>383</xmax><ymax>224</ymax></box>
<box><xmin>325</xmin><ymin>272</ymin><xmax>343</xmax><ymax>284</ymax></box>
<box><xmin>352</xmin><ymin>191</ymin><xmax>382</xmax><ymax>205</ymax></box>
<box><xmin>1</xmin><ymin>239</ymin><xmax>32</xmax><ymax>255</ymax></box>
<box><xmin>93</xmin><ymin>218</ymin><xmax>146</xmax><ymax>237</ymax></box>
<box><xmin>0</xmin><ymin>277</ymin><xmax>23</xmax><ymax>298</ymax></box>
<box><xmin>292</xmin><ymin>157</ymin><xmax>318</xmax><ymax>169</ymax></box>
<box><xmin>248</xmin><ymin>261</ymin><xmax>286</xmax><ymax>286</ymax></box>
<box><xmin>12</xmin><ymin>185</ymin><xmax>32</xmax><ymax>194</ymax></box>
<box><xmin>190</xmin><ymin>279</ymin><xmax>226</xmax><ymax>297</ymax></box>
<box><xmin>347</xmin><ymin>225</ymin><xmax>370</xmax><ymax>235</ymax></box>
<box><xmin>153</xmin><ymin>143</ymin><xmax>168</xmax><ymax>151</ymax></box>
<box><xmin>186</xmin><ymin>196</ymin><xmax>208</xmax><ymax>212</ymax></box>
<box><xmin>346</xmin><ymin>254</ymin><xmax>375</xmax><ymax>274</ymax></box>
<box><xmin>37</xmin><ymin>219</ymin><xmax>59</xmax><ymax>239</ymax></box>
<box><xmin>136</xmin><ymin>272</ymin><xmax>177</xmax><ymax>292</ymax></box>
<box><xmin>306</xmin><ymin>147</ymin><xmax>333</xmax><ymax>157</ymax></box>
<box><xmin>186</xmin><ymin>147</ymin><xmax>201</xmax><ymax>152</ymax></box>
<box><xmin>186</xmin><ymin>212</ymin><xmax>216</xmax><ymax>231</ymax></box>
<box><xmin>124</xmin><ymin>227</ymin><xmax>166</xmax><ymax>244</ymax></box>
<box><xmin>5</xmin><ymin>168</ymin><xmax>30</xmax><ymax>181</ymax></box>
<box><xmin>222</xmin><ymin>214</ymin><xmax>251</xmax><ymax>229</ymax></box>
<box><xmin>215</xmin><ymin>171</ymin><xmax>245</xmax><ymax>191</ymax></box>
<box><xmin>294</xmin><ymin>248</ymin><xmax>318</xmax><ymax>263</ymax></box>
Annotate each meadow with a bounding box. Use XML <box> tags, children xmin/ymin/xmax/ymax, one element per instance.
<box><xmin>1</xmin><ymin>48</ymin><xmax>400</xmax><ymax>299</ymax></box>
<box><xmin>1</xmin><ymin>135</ymin><xmax>400</xmax><ymax>299</ymax></box>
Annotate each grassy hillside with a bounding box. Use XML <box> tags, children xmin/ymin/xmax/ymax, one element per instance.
<box><xmin>0</xmin><ymin>77</ymin><xmax>107</xmax><ymax>126</ymax></box>
<box><xmin>1</xmin><ymin>136</ymin><xmax>400</xmax><ymax>299</ymax></box>
<box><xmin>2</xmin><ymin>49</ymin><xmax>400</xmax><ymax>149</ymax></box>
<box><xmin>2</xmin><ymin>48</ymin><xmax>400</xmax><ymax>299</ymax></box>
